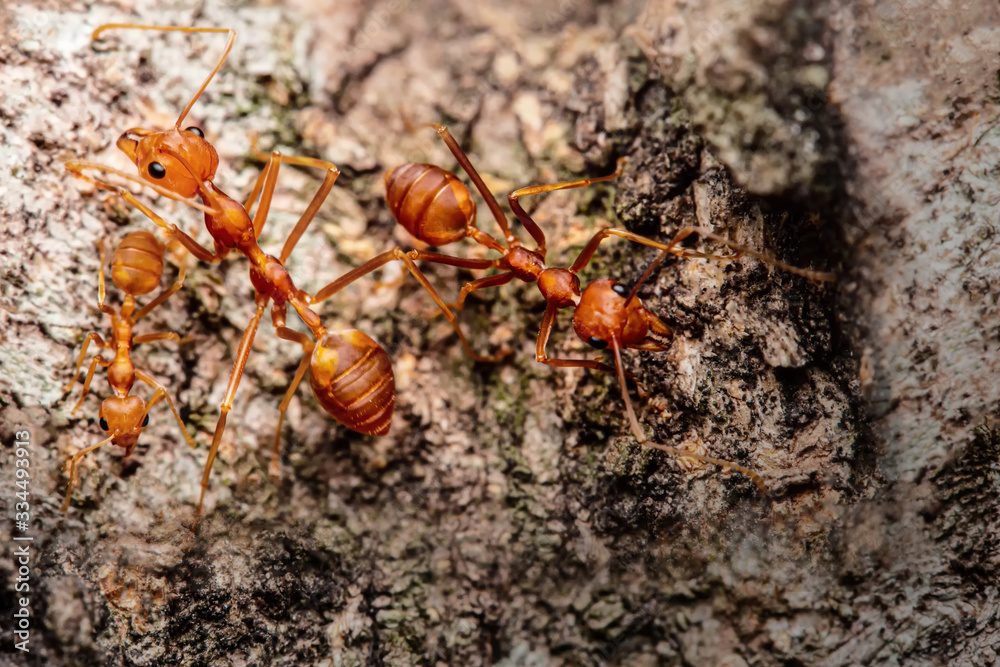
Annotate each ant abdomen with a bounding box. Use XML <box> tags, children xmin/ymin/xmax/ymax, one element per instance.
<box><xmin>385</xmin><ymin>163</ymin><xmax>475</xmax><ymax>246</ymax></box>
<box><xmin>111</xmin><ymin>230</ymin><xmax>165</xmax><ymax>296</ymax></box>
<box><xmin>309</xmin><ymin>330</ymin><xmax>395</xmax><ymax>436</ymax></box>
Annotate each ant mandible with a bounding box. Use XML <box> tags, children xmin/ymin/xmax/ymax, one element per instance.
<box><xmin>62</xmin><ymin>230</ymin><xmax>196</xmax><ymax>511</ymax></box>
<box><xmin>65</xmin><ymin>25</ymin><xmax>396</xmax><ymax>518</ymax></box>
<box><xmin>370</xmin><ymin>125</ymin><xmax>836</xmax><ymax>492</ymax></box>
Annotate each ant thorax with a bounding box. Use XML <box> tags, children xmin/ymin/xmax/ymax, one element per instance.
<box><xmin>537</xmin><ymin>267</ymin><xmax>581</xmax><ymax>309</ymax></box>
<box><xmin>506</xmin><ymin>246</ymin><xmax>546</xmax><ymax>282</ymax></box>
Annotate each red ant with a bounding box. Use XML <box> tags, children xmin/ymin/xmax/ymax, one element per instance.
<box><xmin>359</xmin><ymin>125</ymin><xmax>835</xmax><ymax>492</ymax></box>
<box><xmin>62</xmin><ymin>230</ymin><xmax>195</xmax><ymax>511</ymax></box>
<box><xmin>65</xmin><ymin>25</ymin><xmax>397</xmax><ymax>518</ymax></box>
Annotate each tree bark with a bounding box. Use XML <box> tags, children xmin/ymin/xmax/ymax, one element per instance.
<box><xmin>1</xmin><ymin>0</ymin><xmax>997</xmax><ymax>665</ymax></box>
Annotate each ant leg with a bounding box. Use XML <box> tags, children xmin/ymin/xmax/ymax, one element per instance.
<box><xmin>313</xmin><ymin>249</ymin><xmax>507</xmax><ymax>361</ymax></box>
<box><xmin>312</xmin><ymin>250</ymin><xmax>499</xmax><ymax>303</ymax></box>
<box><xmin>568</xmin><ymin>226</ymin><xmax>815</xmax><ymax>305</ymax></box>
<box><xmin>508</xmin><ymin>158</ymin><xmax>624</xmax><ymax>258</ymax></box>
<box><xmin>434</xmin><ymin>124</ymin><xmax>517</xmax><ymax>247</ymax></box>
<box><xmin>413</xmin><ymin>251</ymin><xmax>501</xmax><ymax>271</ymax></box>
<box><xmin>569</xmin><ymin>228</ymin><xmax>684</xmax><ymax>275</ymax></box>
<box><xmin>70</xmin><ymin>354</ymin><xmax>110</xmax><ymax>414</ymax></box>
<box><xmin>196</xmin><ymin>296</ymin><xmax>269</xmax><ymax>520</ymax></box>
<box><xmin>135</xmin><ymin>369</ymin><xmax>198</xmax><ymax>449</ymax></box>
<box><xmin>269</xmin><ymin>351</ymin><xmax>312</xmax><ymax>480</ymax></box>
<box><xmin>91</xmin><ymin>25</ymin><xmax>235</xmax><ymax>129</ymax></box>
<box><xmin>533</xmin><ymin>304</ymin><xmax>646</xmax><ymax>397</ymax></box>
<box><xmin>398</xmin><ymin>249</ymin><xmax>509</xmax><ymax>362</ymax></box>
<box><xmin>245</xmin><ymin>153</ymin><xmax>281</xmax><ymax>241</ymax></box>
<box><xmin>64</xmin><ymin>333</ymin><xmax>108</xmax><ymax>395</ymax></box>
<box><xmin>621</xmin><ymin>245</ymin><xmax>744</xmax><ymax>308</ymax></box>
<box><xmin>609</xmin><ymin>337</ymin><xmax>767</xmax><ymax>493</ymax></box>
<box><xmin>93</xmin><ymin>241</ymin><xmax>116</xmax><ymax>317</ymax></box>
<box><xmin>572</xmin><ymin>226</ymin><xmax>832</xmax><ymax>282</ymax></box>
<box><xmin>383</xmin><ymin>251</ymin><xmax>501</xmax><ymax>297</ymax></box>
<box><xmin>674</xmin><ymin>437</ymin><xmax>711</xmax><ymax>475</ymax></box>
<box><xmin>569</xmin><ymin>227</ymin><xmax>745</xmax><ymax>284</ymax></box>
<box><xmin>622</xmin><ymin>239</ymin><xmax>737</xmax><ymax>307</ymax></box>
<box><xmin>132</xmin><ymin>261</ymin><xmax>187</xmax><ymax>323</ymax></box>
<box><xmin>665</xmin><ymin>226</ymin><xmax>835</xmax><ymax>282</ymax></box>
<box><xmin>450</xmin><ymin>272</ymin><xmax>515</xmax><ymax>311</ymax></box>
<box><xmin>268</xmin><ymin>303</ymin><xmax>315</xmax><ymax>480</ymax></box>
<box><xmin>242</xmin><ymin>143</ymin><xmax>340</xmax><ymax>261</ymax></box>
<box><xmin>314</xmin><ymin>247</ymin><xmax>497</xmax><ymax>312</ymax></box>
<box><xmin>61</xmin><ymin>434</ymin><xmax>115</xmax><ymax>512</ymax></box>
<box><xmin>118</xmin><ymin>191</ymin><xmax>230</xmax><ymax>264</ymax></box>
<box><xmin>312</xmin><ymin>250</ymin><xmax>397</xmax><ymax>304</ymax></box>
<box><xmin>534</xmin><ymin>303</ymin><xmax>622</xmax><ymax>377</ymax></box>
<box><xmin>279</xmin><ymin>158</ymin><xmax>338</xmax><ymax>261</ymax></box>
<box><xmin>132</xmin><ymin>332</ymin><xmax>181</xmax><ymax>345</ymax></box>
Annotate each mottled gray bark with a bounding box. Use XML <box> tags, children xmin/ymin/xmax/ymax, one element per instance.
<box><xmin>1</xmin><ymin>0</ymin><xmax>997</xmax><ymax>665</ymax></box>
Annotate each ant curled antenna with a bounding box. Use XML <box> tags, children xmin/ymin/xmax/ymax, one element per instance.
<box><xmin>371</xmin><ymin>125</ymin><xmax>837</xmax><ymax>494</ymax></box>
<box><xmin>65</xmin><ymin>24</ymin><xmax>400</xmax><ymax>523</ymax></box>
<box><xmin>62</xmin><ymin>231</ymin><xmax>196</xmax><ymax>511</ymax></box>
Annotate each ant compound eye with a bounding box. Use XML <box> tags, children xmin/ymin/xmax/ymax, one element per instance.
<box><xmin>99</xmin><ymin>417</ymin><xmax>109</xmax><ymax>431</ymax></box>
<box><xmin>142</xmin><ymin>414</ymin><xmax>150</xmax><ymax>427</ymax></box>
<box><xmin>587</xmin><ymin>336</ymin><xmax>609</xmax><ymax>350</ymax></box>
<box><xmin>185</xmin><ymin>126</ymin><xmax>204</xmax><ymax>138</ymax></box>
<box><xmin>611</xmin><ymin>283</ymin><xmax>629</xmax><ymax>298</ymax></box>
<box><xmin>148</xmin><ymin>161</ymin><xmax>166</xmax><ymax>179</ymax></box>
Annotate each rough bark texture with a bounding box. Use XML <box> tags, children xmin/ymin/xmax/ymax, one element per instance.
<box><xmin>1</xmin><ymin>0</ymin><xmax>998</xmax><ymax>665</ymax></box>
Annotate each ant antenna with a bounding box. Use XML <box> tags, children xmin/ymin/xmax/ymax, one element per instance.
<box><xmin>92</xmin><ymin>25</ymin><xmax>235</xmax><ymax>129</ymax></box>
<box><xmin>64</xmin><ymin>161</ymin><xmax>220</xmax><ymax>215</ymax></box>
<box><xmin>610</xmin><ymin>337</ymin><xmax>768</xmax><ymax>493</ymax></box>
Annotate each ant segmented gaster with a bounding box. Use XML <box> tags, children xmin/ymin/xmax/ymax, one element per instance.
<box><xmin>62</xmin><ymin>230</ymin><xmax>196</xmax><ymax>511</ymax></box>
<box><xmin>373</xmin><ymin>125</ymin><xmax>836</xmax><ymax>493</ymax></box>
<box><xmin>65</xmin><ymin>25</ymin><xmax>395</xmax><ymax>519</ymax></box>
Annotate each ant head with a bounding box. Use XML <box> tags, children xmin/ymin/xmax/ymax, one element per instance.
<box><xmin>573</xmin><ymin>278</ymin><xmax>669</xmax><ymax>351</ymax></box>
<box><xmin>98</xmin><ymin>395</ymin><xmax>149</xmax><ymax>457</ymax></box>
<box><xmin>117</xmin><ymin>126</ymin><xmax>218</xmax><ymax>199</ymax></box>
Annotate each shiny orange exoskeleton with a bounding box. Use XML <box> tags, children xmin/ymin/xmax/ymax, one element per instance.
<box><xmin>373</xmin><ymin>126</ymin><xmax>837</xmax><ymax>493</ymax></box>
<box><xmin>65</xmin><ymin>25</ymin><xmax>395</xmax><ymax>519</ymax></box>
<box><xmin>62</xmin><ymin>231</ymin><xmax>196</xmax><ymax>510</ymax></box>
